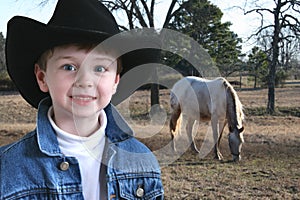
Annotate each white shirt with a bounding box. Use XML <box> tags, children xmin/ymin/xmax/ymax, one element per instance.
<box><xmin>48</xmin><ymin>107</ymin><xmax>107</xmax><ymax>200</ymax></box>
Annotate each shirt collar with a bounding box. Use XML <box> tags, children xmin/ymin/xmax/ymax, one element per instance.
<box><xmin>47</xmin><ymin>106</ymin><xmax>106</xmax><ymax>156</ymax></box>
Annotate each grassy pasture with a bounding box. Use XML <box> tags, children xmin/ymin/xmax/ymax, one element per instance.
<box><xmin>0</xmin><ymin>87</ymin><xmax>299</xmax><ymax>199</ymax></box>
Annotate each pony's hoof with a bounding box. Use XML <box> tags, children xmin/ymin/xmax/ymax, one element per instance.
<box><xmin>191</xmin><ymin>148</ymin><xmax>199</xmax><ymax>154</ymax></box>
<box><xmin>214</xmin><ymin>156</ymin><xmax>223</xmax><ymax>161</ymax></box>
<box><xmin>214</xmin><ymin>153</ymin><xmax>224</xmax><ymax>161</ymax></box>
<box><xmin>214</xmin><ymin>155</ymin><xmax>224</xmax><ymax>161</ymax></box>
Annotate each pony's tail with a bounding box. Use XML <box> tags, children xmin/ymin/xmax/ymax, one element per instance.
<box><xmin>169</xmin><ymin>92</ymin><xmax>182</xmax><ymax>139</ymax></box>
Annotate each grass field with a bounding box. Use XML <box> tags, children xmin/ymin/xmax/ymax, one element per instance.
<box><xmin>0</xmin><ymin>87</ymin><xmax>299</xmax><ymax>199</ymax></box>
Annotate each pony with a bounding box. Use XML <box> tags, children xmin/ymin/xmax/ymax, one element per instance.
<box><xmin>169</xmin><ymin>76</ymin><xmax>245</xmax><ymax>161</ymax></box>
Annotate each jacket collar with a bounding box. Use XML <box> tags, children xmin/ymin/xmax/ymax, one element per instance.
<box><xmin>36</xmin><ymin>97</ymin><xmax>133</xmax><ymax>156</ymax></box>
<box><xmin>104</xmin><ymin>103</ymin><xmax>133</xmax><ymax>142</ymax></box>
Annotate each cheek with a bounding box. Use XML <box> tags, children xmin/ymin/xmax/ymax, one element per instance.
<box><xmin>46</xmin><ymin>77</ymin><xmax>73</xmax><ymax>96</ymax></box>
<box><xmin>229</xmin><ymin>134</ymin><xmax>240</xmax><ymax>149</ymax></box>
<box><xmin>97</xmin><ymin>75</ymin><xmax>118</xmax><ymax>92</ymax></box>
<box><xmin>97</xmin><ymin>82</ymin><xmax>116</xmax><ymax>96</ymax></box>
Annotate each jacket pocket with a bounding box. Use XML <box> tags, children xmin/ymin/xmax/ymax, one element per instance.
<box><xmin>117</xmin><ymin>177</ymin><xmax>163</xmax><ymax>200</ymax></box>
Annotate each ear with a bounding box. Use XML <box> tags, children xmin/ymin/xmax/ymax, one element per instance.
<box><xmin>34</xmin><ymin>64</ymin><xmax>49</xmax><ymax>92</ymax></box>
<box><xmin>112</xmin><ymin>74</ymin><xmax>120</xmax><ymax>94</ymax></box>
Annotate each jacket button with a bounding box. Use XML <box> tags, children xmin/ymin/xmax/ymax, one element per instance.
<box><xmin>136</xmin><ymin>187</ymin><xmax>144</xmax><ymax>198</ymax></box>
<box><xmin>60</xmin><ymin>161</ymin><xmax>69</xmax><ymax>171</ymax></box>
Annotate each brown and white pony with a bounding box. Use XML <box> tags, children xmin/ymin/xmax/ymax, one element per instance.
<box><xmin>169</xmin><ymin>76</ymin><xmax>245</xmax><ymax>161</ymax></box>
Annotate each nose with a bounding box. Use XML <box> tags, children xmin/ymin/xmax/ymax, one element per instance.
<box><xmin>74</xmin><ymin>70</ymin><xmax>93</xmax><ymax>88</ymax></box>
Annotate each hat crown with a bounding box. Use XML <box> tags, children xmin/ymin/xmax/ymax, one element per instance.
<box><xmin>48</xmin><ymin>0</ymin><xmax>119</xmax><ymax>35</ymax></box>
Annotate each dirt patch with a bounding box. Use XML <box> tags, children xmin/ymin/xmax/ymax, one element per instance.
<box><xmin>0</xmin><ymin>88</ymin><xmax>299</xmax><ymax>199</ymax></box>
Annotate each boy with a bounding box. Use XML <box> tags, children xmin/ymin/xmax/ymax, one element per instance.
<box><xmin>0</xmin><ymin>0</ymin><xmax>164</xmax><ymax>199</ymax></box>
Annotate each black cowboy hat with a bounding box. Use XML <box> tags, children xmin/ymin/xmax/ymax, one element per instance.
<box><xmin>6</xmin><ymin>0</ymin><xmax>161</xmax><ymax>108</ymax></box>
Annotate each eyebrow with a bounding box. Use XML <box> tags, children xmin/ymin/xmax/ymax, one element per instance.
<box><xmin>53</xmin><ymin>55</ymin><xmax>87</xmax><ymax>64</ymax></box>
<box><xmin>94</xmin><ymin>57</ymin><xmax>116</xmax><ymax>63</ymax></box>
<box><xmin>54</xmin><ymin>55</ymin><xmax>75</xmax><ymax>61</ymax></box>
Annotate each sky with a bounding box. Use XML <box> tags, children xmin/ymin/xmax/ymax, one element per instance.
<box><xmin>0</xmin><ymin>0</ymin><xmax>273</xmax><ymax>55</ymax></box>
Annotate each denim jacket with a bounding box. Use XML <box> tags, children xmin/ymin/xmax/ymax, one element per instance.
<box><xmin>0</xmin><ymin>98</ymin><xmax>164</xmax><ymax>200</ymax></box>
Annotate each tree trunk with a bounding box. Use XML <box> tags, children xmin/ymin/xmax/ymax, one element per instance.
<box><xmin>267</xmin><ymin>64</ymin><xmax>276</xmax><ymax>113</ymax></box>
<box><xmin>267</xmin><ymin>0</ymin><xmax>281</xmax><ymax>115</ymax></box>
<box><xmin>150</xmin><ymin>63</ymin><xmax>159</xmax><ymax>106</ymax></box>
<box><xmin>151</xmin><ymin>84</ymin><xmax>160</xmax><ymax>106</ymax></box>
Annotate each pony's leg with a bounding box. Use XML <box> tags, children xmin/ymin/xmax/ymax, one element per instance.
<box><xmin>170</xmin><ymin>109</ymin><xmax>181</xmax><ymax>153</ymax></box>
<box><xmin>211</xmin><ymin>117</ymin><xmax>223</xmax><ymax>160</ymax></box>
<box><xmin>186</xmin><ymin>119</ymin><xmax>199</xmax><ymax>153</ymax></box>
<box><xmin>217</xmin><ymin>120</ymin><xmax>227</xmax><ymax>152</ymax></box>
<box><xmin>171</xmin><ymin>130</ymin><xmax>177</xmax><ymax>152</ymax></box>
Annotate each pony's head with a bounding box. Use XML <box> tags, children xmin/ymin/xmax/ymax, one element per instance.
<box><xmin>228</xmin><ymin>126</ymin><xmax>245</xmax><ymax>162</ymax></box>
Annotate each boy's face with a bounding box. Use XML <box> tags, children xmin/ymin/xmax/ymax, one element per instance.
<box><xmin>35</xmin><ymin>45</ymin><xmax>120</xmax><ymax>120</ymax></box>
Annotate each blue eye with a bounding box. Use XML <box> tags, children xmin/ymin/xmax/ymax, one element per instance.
<box><xmin>63</xmin><ymin>64</ymin><xmax>76</xmax><ymax>71</ymax></box>
<box><xmin>94</xmin><ymin>66</ymin><xmax>106</xmax><ymax>72</ymax></box>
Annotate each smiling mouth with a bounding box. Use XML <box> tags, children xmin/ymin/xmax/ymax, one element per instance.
<box><xmin>72</xmin><ymin>96</ymin><xmax>96</xmax><ymax>100</ymax></box>
<box><xmin>70</xmin><ymin>95</ymin><xmax>97</xmax><ymax>103</ymax></box>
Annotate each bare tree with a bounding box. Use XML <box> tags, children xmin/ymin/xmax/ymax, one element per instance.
<box><xmin>102</xmin><ymin>0</ymin><xmax>179</xmax><ymax>29</ymax></box>
<box><xmin>101</xmin><ymin>0</ymin><xmax>182</xmax><ymax>106</ymax></box>
<box><xmin>244</xmin><ymin>0</ymin><xmax>300</xmax><ymax>114</ymax></box>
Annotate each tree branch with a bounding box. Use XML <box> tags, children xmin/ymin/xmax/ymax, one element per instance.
<box><xmin>140</xmin><ymin>0</ymin><xmax>154</xmax><ymax>27</ymax></box>
<box><xmin>162</xmin><ymin>0</ymin><xmax>177</xmax><ymax>28</ymax></box>
<box><xmin>249</xmin><ymin>25</ymin><xmax>274</xmax><ymax>38</ymax></box>
<box><xmin>131</xmin><ymin>0</ymin><xmax>148</xmax><ymax>27</ymax></box>
<box><xmin>150</xmin><ymin>0</ymin><xmax>155</xmax><ymax>20</ymax></box>
<box><xmin>244</xmin><ymin>8</ymin><xmax>274</xmax><ymax>15</ymax></box>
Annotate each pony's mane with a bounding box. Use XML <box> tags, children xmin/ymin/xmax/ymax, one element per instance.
<box><xmin>222</xmin><ymin>78</ymin><xmax>245</xmax><ymax>130</ymax></box>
